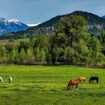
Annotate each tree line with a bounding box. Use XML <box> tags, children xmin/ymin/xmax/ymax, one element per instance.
<box><xmin>0</xmin><ymin>15</ymin><xmax>105</xmax><ymax>67</ymax></box>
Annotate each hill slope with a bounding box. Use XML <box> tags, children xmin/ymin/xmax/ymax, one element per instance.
<box><xmin>2</xmin><ymin>11</ymin><xmax>105</xmax><ymax>38</ymax></box>
<box><xmin>102</xmin><ymin>16</ymin><xmax>105</xmax><ymax>19</ymax></box>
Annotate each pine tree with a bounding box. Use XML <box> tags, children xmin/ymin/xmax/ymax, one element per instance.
<box><xmin>11</xmin><ymin>47</ymin><xmax>19</xmax><ymax>63</ymax></box>
<box><xmin>40</xmin><ymin>48</ymin><xmax>46</xmax><ymax>64</ymax></box>
<box><xmin>26</xmin><ymin>47</ymin><xmax>35</xmax><ymax>64</ymax></box>
<box><xmin>19</xmin><ymin>48</ymin><xmax>26</xmax><ymax>64</ymax></box>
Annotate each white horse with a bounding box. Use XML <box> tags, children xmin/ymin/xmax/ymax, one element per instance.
<box><xmin>0</xmin><ymin>77</ymin><xmax>3</xmax><ymax>83</ymax></box>
<box><xmin>9</xmin><ymin>77</ymin><xmax>13</xmax><ymax>83</ymax></box>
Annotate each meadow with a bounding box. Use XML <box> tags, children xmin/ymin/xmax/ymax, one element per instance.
<box><xmin>0</xmin><ymin>38</ymin><xmax>29</xmax><ymax>45</ymax></box>
<box><xmin>0</xmin><ymin>65</ymin><xmax>105</xmax><ymax>105</ymax></box>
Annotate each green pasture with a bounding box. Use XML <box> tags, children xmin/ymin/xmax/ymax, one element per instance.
<box><xmin>0</xmin><ymin>65</ymin><xmax>105</xmax><ymax>105</ymax></box>
<box><xmin>0</xmin><ymin>38</ymin><xmax>29</xmax><ymax>44</ymax></box>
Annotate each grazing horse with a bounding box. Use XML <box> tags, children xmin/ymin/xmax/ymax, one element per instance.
<box><xmin>67</xmin><ymin>80</ymin><xmax>79</xmax><ymax>90</ymax></box>
<box><xmin>0</xmin><ymin>77</ymin><xmax>3</xmax><ymax>83</ymax></box>
<box><xmin>78</xmin><ymin>77</ymin><xmax>86</xmax><ymax>83</ymax></box>
<box><xmin>89</xmin><ymin>76</ymin><xmax>99</xmax><ymax>84</ymax></box>
<box><xmin>9</xmin><ymin>77</ymin><xmax>13</xmax><ymax>83</ymax></box>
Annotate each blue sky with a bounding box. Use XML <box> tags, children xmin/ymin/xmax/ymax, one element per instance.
<box><xmin>0</xmin><ymin>0</ymin><xmax>105</xmax><ymax>24</ymax></box>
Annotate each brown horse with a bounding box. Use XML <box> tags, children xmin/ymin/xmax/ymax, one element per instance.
<box><xmin>78</xmin><ymin>77</ymin><xmax>86</xmax><ymax>83</ymax></box>
<box><xmin>67</xmin><ymin>80</ymin><xmax>79</xmax><ymax>90</ymax></box>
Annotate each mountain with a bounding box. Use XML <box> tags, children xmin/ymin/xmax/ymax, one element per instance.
<box><xmin>70</xmin><ymin>11</ymin><xmax>105</xmax><ymax>33</ymax></box>
<box><xmin>2</xmin><ymin>11</ymin><xmax>105</xmax><ymax>38</ymax></box>
<box><xmin>0</xmin><ymin>18</ymin><xmax>29</xmax><ymax>35</ymax></box>
<box><xmin>36</xmin><ymin>11</ymin><xmax>105</xmax><ymax>33</ymax></box>
<box><xmin>102</xmin><ymin>16</ymin><xmax>105</xmax><ymax>19</ymax></box>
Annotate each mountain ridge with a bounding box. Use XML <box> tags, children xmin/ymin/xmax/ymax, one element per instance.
<box><xmin>1</xmin><ymin>11</ymin><xmax>105</xmax><ymax>38</ymax></box>
<box><xmin>102</xmin><ymin>16</ymin><xmax>105</xmax><ymax>19</ymax></box>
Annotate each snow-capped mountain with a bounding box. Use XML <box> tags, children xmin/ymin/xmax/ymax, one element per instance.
<box><xmin>0</xmin><ymin>18</ymin><xmax>29</xmax><ymax>35</ymax></box>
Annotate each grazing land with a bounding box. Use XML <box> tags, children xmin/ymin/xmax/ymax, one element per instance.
<box><xmin>0</xmin><ymin>65</ymin><xmax>105</xmax><ymax>105</ymax></box>
<box><xmin>0</xmin><ymin>38</ymin><xmax>29</xmax><ymax>44</ymax></box>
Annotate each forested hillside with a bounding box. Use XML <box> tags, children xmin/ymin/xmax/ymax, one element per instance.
<box><xmin>0</xmin><ymin>15</ymin><xmax>105</xmax><ymax>67</ymax></box>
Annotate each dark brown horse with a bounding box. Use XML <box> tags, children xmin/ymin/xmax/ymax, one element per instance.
<box><xmin>67</xmin><ymin>80</ymin><xmax>79</xmax><ymax>90</ymax></box>
<box><xmin>89</xmin><ymin>76</ymin><xmax>99</xmax><ymax>84</ymax></box>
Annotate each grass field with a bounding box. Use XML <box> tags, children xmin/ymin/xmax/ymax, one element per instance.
<box><xmin>0</xmin><ymin>38</ymin><xmax>29</xmax><ymax>45</ymax></box>
<box><xmin>0</xmin><ymin>65</ymin><xmax>105</xmax><ymax>105</ymax></box>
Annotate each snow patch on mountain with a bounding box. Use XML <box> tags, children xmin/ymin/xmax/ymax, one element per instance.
<box><xmin>27</xmin><ymin>23</ymin><xmax>40</xmax><ymax>27</ymax></box>
<box><xmin>8</xmin><ymin>19</ymin><xmax>20</xmax><ymax>23</ymax></box>
<box><xmin>0</xmin><ymin>18</ymin><xmax>29</xmax><ymax>35</ymax></box>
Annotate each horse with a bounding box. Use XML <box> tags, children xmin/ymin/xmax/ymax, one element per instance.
<box><xmin>9</xmin><ymin>77</ymin><xmax>13</xmax><ymax>83</ymax></box>
<box><xmin>78</xmin><ymin>76</ymin><xmax>86</xmax><ymax>83</ymax></box>
<box><xmin>67</xmin><ymin>80</ymin><xmax>79</xmax><ymax>90</ymax></box>
<box><xmin>0</xmin><ymin>77</ymin><xmax>3</xmax><ymax>83</ymax></box>
<box><xmin>89</xmin><ymin>76</ymin><xmax>99</xmax><ymax>84</ymax></box>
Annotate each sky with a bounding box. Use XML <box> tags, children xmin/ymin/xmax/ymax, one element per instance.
<box><xmin>0</xmin><ymin>0</ymin><xmax>105</xmax><ymax>25</ymax></box>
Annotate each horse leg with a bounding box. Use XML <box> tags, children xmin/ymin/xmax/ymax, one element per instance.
<box><xmin>97</xmin><ymin>79</ymin><xmax>99</xmax><ymax>84</ymax></box>
<box><xmin>69</xmin><ymin>85</ymin><xmax>72</xmax><ymax>90</ymax></box>
<box><xmin>67</xmin><ymin>83</ymin><xmax>71</xmax><ymax>90</ymax></box>
<box><xmin>68</xmin><ymin>84</ymin><xmax>71</xmax><ymax>90</ymax></box>
<box><xmin>72</xmin><ymin>85</ymin><xmax>73</xmax><ymax>89</ymax></box>
<box><xmin>84</xmin><ymin>79</ymin><xmax>85</xmax><ymax>83</ymax></box>
<box><xmin>76</xmin><ymin>84</ymin><xmax>78</xmax><ymax>89</ymax></box>
<box><xmin>79</xmin><ymin>80</ymin><xmax>81</xmax><ymax>84</ymax></box>
<box><xmin>67</xmin><ymin>84</ymin><xmax>70</xmax><ymax>90</ymax></box>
